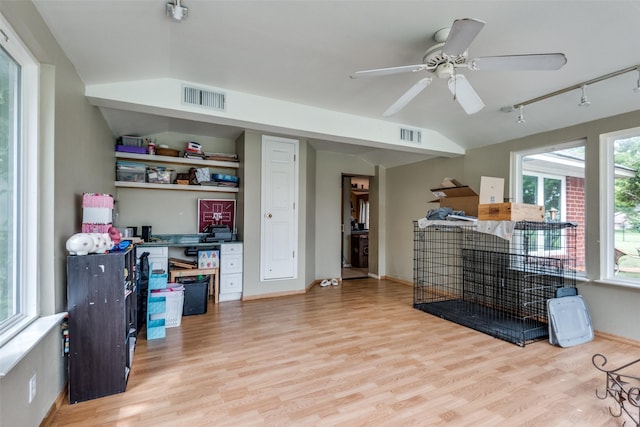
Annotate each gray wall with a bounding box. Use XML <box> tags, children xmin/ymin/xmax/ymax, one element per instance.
<box><xmin>236</xmin><ymin>132</ymin><xmax>247</xmax><ymax>242</ymax></box>
<box><xmin>0</xmin><ymin>329</ymin><xmax>64</xmax><ymax>427</ymax></box>
<box><xmin>368</xmin><ymin>165</ymin><xmax>386</xmax><ymax>278</ymax></box>
<box><xmin>314</xmin><ymin>151</ymin><xmax>376</xmax><ymax>280</ymax></box>
<box><xmin>386</xmin><ymin>110</ymin><xmax>640</xmax><ymax>340</ymax></box>
<box><xmin>238</xmin><ymin>131</ymin><xmax>261</xmax><ymax>295</ymax></box>
<box><xmin>385</xmin><ymin>156</ymin><xmax>466</xmax><ymax>282</ymax></box>
<box><xmin>305</xmin><ymin>144</ymin><xmax>317</xmax><ymax>287</ymax></box>
<box><xmin>1</xmin><ymin>2</ymin><xmax>115</xmax><ymax>426</ymax></box>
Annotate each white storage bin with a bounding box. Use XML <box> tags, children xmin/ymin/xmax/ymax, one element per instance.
<box><xmin>163</xmin><ymin>290</ymin><xmax>184</xmax><ymax>328</ymax></box>
<box><xmin>150</xmin><ymin>290</ymin><xmax>184</xmax><ymax>328</ymax></box>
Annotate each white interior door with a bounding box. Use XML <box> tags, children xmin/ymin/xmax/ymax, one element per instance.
<box><xmin>261</xmin><ymin>135</ymin><xmax>298</xmax><ymax>281</ymax></box>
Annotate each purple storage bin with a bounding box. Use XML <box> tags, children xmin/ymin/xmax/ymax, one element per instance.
<box><xmin>116</xmin><ymin>145</ymin><xmax>147</xmax><ymax>154</ymax></box>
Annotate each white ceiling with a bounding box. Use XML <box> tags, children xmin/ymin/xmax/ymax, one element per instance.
<box><xmin>32</xmin><ymin>0</ymin><xmax>640</xmax><ymax>167</ymax></box>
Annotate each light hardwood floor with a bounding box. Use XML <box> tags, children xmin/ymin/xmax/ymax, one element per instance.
<box><xmin>341</xmin><ymin>267</ymin><xmax>369</xmax><ymax>280</ymax></box>
<box><xmin>50</xmin><ymin>278</ymin><xmax>638</xmax><ymax>426</ymax></box>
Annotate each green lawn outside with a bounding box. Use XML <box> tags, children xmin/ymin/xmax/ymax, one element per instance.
<box><xmin>615</xmin><ymin>229</ymin><xmax>640</xmax><ymax>278</ymax></box>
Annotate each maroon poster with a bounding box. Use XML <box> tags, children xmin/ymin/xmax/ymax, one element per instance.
<box><xmin>198</xmin><ymin>199</ymin><xmax>236</xmax><ymax>233</ymax></box>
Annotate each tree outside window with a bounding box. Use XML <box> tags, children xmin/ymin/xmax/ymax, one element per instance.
<box><xmin>612</xmin><ymin>137</ymin><xmax>640</xmax><ymax>279</ymax></box>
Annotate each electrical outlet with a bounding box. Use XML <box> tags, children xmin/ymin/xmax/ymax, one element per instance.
<box><xmin>28</xmin><ymin>373</ymin><xmax>36</xmax><ymax>403</ymax></box>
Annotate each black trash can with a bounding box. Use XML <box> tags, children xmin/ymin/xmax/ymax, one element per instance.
<box><xmin>177</xmin><ymin>277</ymin><xmax>209</xmax><ymax>316</ymax></box>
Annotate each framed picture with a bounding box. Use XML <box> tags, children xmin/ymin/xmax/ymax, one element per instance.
<box><xmin>197</xmin><ymin>199</ymin><xmax>236</xmax><ymax>233</ymax></box>
<box><xmin>197</xmin><ymin>250</ymin><xmax>219</xmax><ymax>269</ymax></box>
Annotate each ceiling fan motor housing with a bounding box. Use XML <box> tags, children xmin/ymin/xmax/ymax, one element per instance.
<box><xmin>436</xmin><ymin>62</ymin><xmax>454</xmax><ymax>79</ymax></box>
<box><xmin>422</xmin><ymin>41</ymin><xmax>468</xmax><ymax>78</ymax></box>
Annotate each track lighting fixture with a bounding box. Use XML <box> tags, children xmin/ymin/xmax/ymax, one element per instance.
<box><xmin>503</xmin><ymin>64</ymin><xmax>640</xmax><ymax>120</ymax></box>
<box><xmin>166</xmin><ymin>0</ymin><xmax>188</xmax><ymax>21</ymax></box>
<box><xmin>517</xmin><ymin>105</ymin><xmax>525</xmax><ymax>124</ymax></box>
<box><xmin>578</xmin><ymin>85</ymin><xmax>591</xmax><ymax>107</ymax></box>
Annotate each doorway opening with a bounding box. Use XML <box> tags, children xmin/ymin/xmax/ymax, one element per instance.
<box><xmin>342</xmin><ymin>175</ymin><xmax>370</xmax><ymax>280</ymax></box>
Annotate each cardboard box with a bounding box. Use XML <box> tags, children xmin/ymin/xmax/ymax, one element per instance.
<box><xmin>479</xmin><ymin>176</ymin><xmax>504</xmax><ymax>204</ymax></box>
<box><xmin>430</xmin><ymin>186</ymin><xmax>479</xmax><ymax>217</ymax></box>
<box><xmin>477</xmin><ymin>203</ymin><xmax>544</xmax><ymax>221</ymax></box>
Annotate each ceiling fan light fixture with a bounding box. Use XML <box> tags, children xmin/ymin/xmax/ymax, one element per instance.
<box><xmin>436</xmin><ymin>63</ymin><xmax>454</xmax><ymax>79</ymax></box>
<box><xmin>166</xmin><ymin>0</ymin><xmax>188</xmax><ymax>21</ymax></box>
<box><xmin>516</xmin><ymin>105</ymin><xmax>525</xmax><ymax>124</ymax></box>
<box><xmin>579</xmin><ymin>84</ymin><xmax>591</xmax><ymax>107</ymax></box>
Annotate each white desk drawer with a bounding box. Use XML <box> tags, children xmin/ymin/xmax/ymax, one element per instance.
<box><xmin>221</xmin><ymin>242</ymin><xmax>243</xmax><ymax>255</ymax></box>
<box><xmin>136</xmin><ymin>246</ymin><xmax>168</xmax><ymax>273</ymax></box>
<box><xmin>221</xmin><ymin>253</ymin><xmax>243</xmax><ymax>274</ymax></box>
<box><xmin>220</xmin><ymin>273</ymin><xmax>243</xmax><ymax>293</ymax></box>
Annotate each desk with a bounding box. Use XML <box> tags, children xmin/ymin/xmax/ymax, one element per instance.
<box><xmin>170</xmin><ymin>268</ymin><xmax>219</xmax><ymax>304</ymax></box>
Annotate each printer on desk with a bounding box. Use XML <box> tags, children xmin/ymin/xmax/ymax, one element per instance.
<box><xmin>202</xmin><ymin>224</ymin><xmax>234</xmax><ymax>243</ymax></box>
<box><xmin>185</xmin><ymin>226</ymin><xmax>235</xmax><ymax>256</ymax></box>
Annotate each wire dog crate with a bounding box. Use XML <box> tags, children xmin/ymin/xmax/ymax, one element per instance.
<box><xmin>413</xmin><ymin>220</ymin><xmax>577</xmax><ymax>346</ymax></box>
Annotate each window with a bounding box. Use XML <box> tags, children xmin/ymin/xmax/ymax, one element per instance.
<box><xmin>0</xmin><ymin>14</ymin><xmax>40</xmax><ymax>346</ymax></box>
<box><xmin>511</xmin><ymin>140</ymin><xmax>586</xmax><ymax>274</ymax></box>
<box><xmin>600</xmin><ymin>128</ymin><xmax>640</xmax><ymax>284</ymax></box>
<box><xmin>522</xmin><ymin>173</ymin><xmax>565</xmax><ymax>254</ymax></box>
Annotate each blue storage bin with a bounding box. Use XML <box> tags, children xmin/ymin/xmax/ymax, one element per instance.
<box><xmin>147</xmin><ymin>276</ymin><xmax>168</xmax><ymax>340</ymax></box>
<box><xmin>149</xmin><ymin>273</ymin><xmax>168</xmax><ymax>290</ymax></box>
<box><xmin>146</xmin><ymin>318</ymin><xmax>166</xmax><ymax>340</ymax></box>
<box><xmin>212</xmin><ymin>173</ymin><xmax>239</xmax><ymax>183</ymax></box>
<box><xmin>147</xmin><ymin>295</ymin><xmax>166</xmax><ymax>314</ymax></box>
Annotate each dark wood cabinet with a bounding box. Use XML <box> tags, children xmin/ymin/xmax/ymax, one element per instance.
<box><xmin>67</xmin><ymin>248</ymin><xmax>137</xmax><ymax>403</ymax></box>
<box><xmin>351</xmin><ymin>233</ymin><xmax>368</xmax><ymax>268</ymax></box>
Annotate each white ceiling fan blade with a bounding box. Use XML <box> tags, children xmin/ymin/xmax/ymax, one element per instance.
<box><xmin>350</xmin><ymin>64</ymin><xmax>430</xmax><ymax>79</ymax></box>
<box><xmin>447</xmin><ymin>74</ymin><xmax>485</xmax><ymax>114</ymax></box>
<box><xmin>383</xmin><ymin>77</ymin><xmax>433</xmax><ymax>117</ymax></box>
<box><xmin>469</xmin><ymin>53</ymin><xmax>567</xmax><ymax>71</ymax></box>
<box><xmin>442</xmin><ymin>18</ymin><xmax>486</xmax><ymax>57</ymax></box>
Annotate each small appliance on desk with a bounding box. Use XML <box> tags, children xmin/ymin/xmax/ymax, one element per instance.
<box><xmin>202</xmin><ymin>224</ymin><xmax>234</xmax><ymax>242</ymax></box>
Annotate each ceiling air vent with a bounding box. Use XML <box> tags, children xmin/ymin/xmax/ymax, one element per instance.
<box><xmin>182</xmin><ymin>85</ymin><xmax>226</xmax><ymax>111</ymax></box>
<box><xmin>400</xmin><ymin>127</ymin><xmax>422</xmax><ymax>144</ymax></box>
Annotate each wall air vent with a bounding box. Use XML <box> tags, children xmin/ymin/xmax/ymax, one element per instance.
<box><xmin>400</xmin><ymin>127</ymin><xmax>422</xmax><ymax>144</ymax></box>
<box><xmin>182</xmin><ymin>85</ymin><xmax>226</xmax><ymax>111</ymax></box>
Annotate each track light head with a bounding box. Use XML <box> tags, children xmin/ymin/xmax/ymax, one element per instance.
<box><xmin>579</xmin><ymin>85</ymin><xmax>591</xmax><ymax>107</ymax></box>
<box><xmin>516</xmin><ymin>105</ymin><xmax>525</xmax><ymax>124</ymax></box>
<box><xmin>166</xmin><ymin>0</ymin><xmax>188</xmax><ymax>21</ymax></box>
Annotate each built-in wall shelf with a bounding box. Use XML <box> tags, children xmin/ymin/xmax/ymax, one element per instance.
<box><xmin>115</xmin><ymin>151</ymin><xmax>239</xmax><ymax>192</ymax></box>
<box><xmin>114</xmin><ymin>181</ymin><xmax>239</xmax><ymax>193</ymax></box>
<box><xmin>115</xmin><ymin>152</ymin><xmax>239</xmax><ymax>169</ymax></box>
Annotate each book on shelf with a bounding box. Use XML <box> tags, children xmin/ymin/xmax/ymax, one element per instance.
<box><xmin>204</xmin><ymin>152</ymin><xmax>238</xmax><ymax>162</ymax></box>
<box><xmin>183</xmin><ymin>152</ymin><xmax>206</xmax><ymax>159</ymax></box>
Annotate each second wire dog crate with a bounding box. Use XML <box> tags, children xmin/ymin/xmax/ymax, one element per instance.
<box><xmin>413</xmin><ymin>220</ymin><xmax>577</xmax><ymax>346</ymax></box>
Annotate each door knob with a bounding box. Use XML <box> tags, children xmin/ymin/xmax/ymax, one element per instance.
<box><xmin>266</xmin><ymin>213</ymin><xmax>273</xmax><ymax>219</ymax></box>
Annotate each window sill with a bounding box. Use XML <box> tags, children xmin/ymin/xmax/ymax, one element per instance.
<box><xmin>592</xmin><ymin>279</ymin><xmax>640</xmax><ymax>290</ymax></box>
<box><xmin>0</xmin><ymin>312</ymin><xmax>67</xmax><ymax>378</ymax></box>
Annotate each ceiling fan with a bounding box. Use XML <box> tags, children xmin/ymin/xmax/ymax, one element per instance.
<box><xmin>350</xmin><ymin>18</ymin><xmax>567</xmax><ymax>116</ymax></box>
